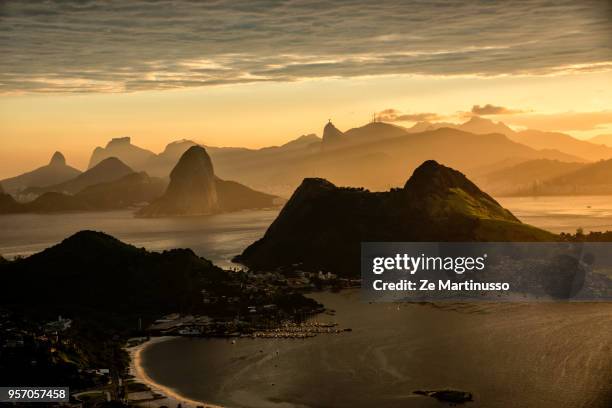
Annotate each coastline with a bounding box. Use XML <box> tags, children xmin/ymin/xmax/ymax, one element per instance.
<box><xmin>127</xmin><ymin>336</ymin><xmax>225</xmax><ymax>408</ymax></box>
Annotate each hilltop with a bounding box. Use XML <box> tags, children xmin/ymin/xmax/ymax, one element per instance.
<box><xmin>0</xmin><ymin>152</ymin><xmax>81</xmax><ymax>196</ymax></box>
<box><xmin>235</xmin><ymin>160</ymin><xmax>554</xmax><ymax>275</ymax></box>
<box><xmin>24</xmin><ymin>157</ymin><xmax>134</xmax><ymax>196</ymax></box>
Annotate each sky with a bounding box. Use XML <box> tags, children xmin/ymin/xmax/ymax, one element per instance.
<box><xmin>1</xmin><ymin>0</ymin><xmax>611</xmax><ymax>178</ymax></box>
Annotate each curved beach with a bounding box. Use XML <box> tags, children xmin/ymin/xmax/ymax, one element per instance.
<box><xmin>128</xmin><ymin>336</ymin><xmax>225</xmax><ymax>408</ymax></box>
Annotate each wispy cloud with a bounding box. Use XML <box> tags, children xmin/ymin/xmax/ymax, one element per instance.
<box><xmin>1</xmin><ymin>0</ymin><xmax>611</xmax><ymax>94</ymax></box>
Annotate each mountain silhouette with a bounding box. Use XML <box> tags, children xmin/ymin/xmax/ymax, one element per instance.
<box><xmin>138</xmin><ymin>146</ymin><xmax>219</xmax><ymax>216</ymax></box>
<box><xmin>138</xmin><ymin>146</ymin><xmax>278</xmax><ymax>217</ymax></box>
<box><xmin>0</xmin><ymin>151</ymin><xmax>81</xmax><ymax>195</ymax></box>
<box><xmin>458</xmin><ymin>116</ymin><xmax>515</xmax><ymax>136</ymax></box>
<box><xmin>509</xmin><ymin>130</ymin><xmax>612</xmax><ymax>161</ymax></box>
<box><xmin>321</xmin><ymin>120</ymin><xmax>345</xmax><ymax>149</ymax></box>
<box><xmin>73</xmin><ymin>119</ymin><xmax>593</xmax><ymax>199</ymax></box>
<box><xmin>88</xmin><ymin>137</ymin><xmax>155</xmax><ymax>169</ymax></box>
<box><xmin>510</xmin><ymin>158</ymin><xmax>612</xmax><ymax>196</ymax></box>
<box><xmin>144</xmin><ymin>139</ymin><xmax>200</xmax><ymax>177</ymax></box>
<box><xmin>25</xmin><ymin>157</ymin><xmax>134</xmax><ymax>196</ymax></box>
<box><xmin>476</xmin><ymin>159</ymin><xmax>585</xmax><ymax>196</ymax></box>
<box><xmin>0</xmin><ymin>230</ymin><xmax>225</xmax><ymax>318</ymax></box>
<box><xmin>75</xmin><ymin>172</ymin><xmax>166</xmax><ymax>209</ymax></box>
<box><xmin>235</xmin><ymin>160</ymin><xmax>554</xmax><ymax>275</ymax></box>
<box><xmin>0</xmin><ymin>172</ymin><xmax>167</xmax><ymax>214</ymax></box>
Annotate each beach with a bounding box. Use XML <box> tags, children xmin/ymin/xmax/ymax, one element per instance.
<box><xmin>128</xmin><ymin>336</ymin><xmax>225</xmax><ymax>408</ymax></box>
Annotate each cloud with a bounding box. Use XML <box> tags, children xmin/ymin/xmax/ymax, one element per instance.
<box><xmin>376</xmin><ymin>109</ymin><xmax>442</xmax><ymax>122</ymax></box>
<box><xmin>471</xmin><ymin>104</ymin><xmax>525</xmax><ymax>116</ymax></box>
<box><xmin>506</xmin><ymin>111</ymin><xmax>612</xmax><ymax>131</ymax></box>
<box><xmin>0</xmin><ymin>0</ymin><xmax>611</xmax><ymax>93</ymax></box>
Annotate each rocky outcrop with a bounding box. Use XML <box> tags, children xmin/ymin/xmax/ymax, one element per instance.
<box><xmin>138</xmin><ymin>146</ymin><xmax>280</xmax><ymax>217</ymax></box>
<box><xmin>137</xmin><ymin>146</ymin><xmax>219</xmax><ymax>216</ymax></box>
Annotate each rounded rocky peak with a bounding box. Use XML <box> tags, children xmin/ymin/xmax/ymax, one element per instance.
<box><xmin>170</xmin><ymin>145</ymin><xmax>215</xmax><ymax>179</ymax></box>
<box><xmin>49</xmin><ymin>151</ymin><xmax>66</xmax><ymax>166</ymax></box>
<box><xmin>403</xmin><ymin>160</ymin><xmax>478</xmax><ymax>195</ymax></box>
<box><xmin>299</xmin><ymin>177</ymin><xmax>336</xmax><ymax>189</ymax></box>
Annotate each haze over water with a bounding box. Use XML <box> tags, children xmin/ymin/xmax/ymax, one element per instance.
<box><xmin>3</xmin><ymin>195</ymin><xmax>612</xmax><ymax>262</ymax></box>
<box><xmin>0</xmin><ymin>209</ymin><xmax>279</xmax><ymax>268</ymax></box>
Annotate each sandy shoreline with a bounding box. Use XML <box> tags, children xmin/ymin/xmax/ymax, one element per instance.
<box><xmin>127</xmin><ymin>336</ymin><xmax>225</xmax><ymax>408</ymax></box>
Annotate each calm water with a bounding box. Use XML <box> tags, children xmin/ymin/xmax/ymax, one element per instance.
<box><xmin>499</xmin><ymin>195</ymin><xmax>612</xmax><ymax>234</ymax></box>
<box><xmin>142</xmin><ymin>290</ymin><xmax>612</xmax><ymax>408</ymax></box>
<box><xmin>0</xmin><ymin>209</ymin><xmax>279</xmax><ymax>268</ymax></box>
<box><xmin>2</xmin><ymin>196</ymin><xmax>612</xmax><ymax>262</ymax></box>
<box><xmin>1</xmin><ymin>201</ymin><xmax>611</xmax><ymax>407</ymax></box>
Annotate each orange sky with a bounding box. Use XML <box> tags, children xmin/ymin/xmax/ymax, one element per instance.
<box><xmin>1</xmin><ymin>0</ymin><xmax>611</xmax><ymax>179</ymax></box>
<box><xmin>1</xmin><ymin>70</ymin><xmax>611</xmax><ymax>178</ymax></box>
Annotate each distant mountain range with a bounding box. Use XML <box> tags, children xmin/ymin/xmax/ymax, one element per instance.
<box><xmin>24</xmin><ymin>157</ymin><xmax>135</xmax><ymax>196</ymax></box>
<box><xmin>0</xmin><ymin>146</ymin><xmax>279</xmax><ymax>215</ymax></box>
<box><xmin>475</xmin><ymin>159</ymin><xmax>586</xmax><ymax>196</ymax></box>
<box><xmin>4</xmin><ymin>117</ymin><xmax>612</xmax><ymax>200</ymax></box>
<box><xmin>405</xmin><ymin>117</ymin><xmax>612</xmax><ymax>162</ymax></box>
<box><xmin>235</xmin><ymin>160</ymin><xmax>554</xmax><ymax>275</ymax></box>
<box><xmin>508</xmin><ymin>159</ymin><xmax>612</xmax><ymax>196</ymax></box>
<box><xmin>0</xmin><ymin>152</ymin><xmax>81</xmax><ymax>195</ymax></box>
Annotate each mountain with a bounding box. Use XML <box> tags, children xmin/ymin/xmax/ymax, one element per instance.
<box><xmin>144</xmin><ymin>139</ymin><xmax>200</xmax><ymax>177</ymax></box>
<box><xmin>82</xmin><ymin>120</ymin><xmax>586</xmax><ymax>199</ymax></box>
<box><xmin>407</xmin><ymin>121</ymin><xmax>437</xmax><ymax>133</ymax></box>
<box><xmin>24</xmin><ymin>157</ymin><xmax>134</xmax><ymax>196</ymax></box>
<box><xmin>0</xmin><ymin>230</ymin><xmax>225</xmax><ymax>319</ymax></box>
<box><xmin>404</xmin><ymin>117</ymin><xmax>514</xmax><ymax>136</ymax></box>
<box><xmin>307</xmin><ymin>125</ymin><xmax>584</xmax><ymax>192</ymax></box>
<box><xmin>88</xmin><ymin>137</ymin><xmax>155</xmax><ymax>169</ymax></box>
<box><xmin>0</xmin><ymin>152</ymin><xmax>81</xmax><ymax>195</ymax></box>
<box><xmin>589</xmin><ymin>134</ymin><xmax>612</xmax><ymax>147</ymax></box>
<box><xmin>476</xmin><ymin>159</ymin><xmax>586</xmax><ymax>196</ymax></box>
<box><xmin>74</xmin><ymin>172</ymin><xmax>166</xmax><ymax>209</ymax></box>
<box><xmin>138</xmin><ymin>146</ymin><xmax>278</xmax><ymax>217</ymax></box>
<box><xmin>321</xmin><ymin>121</ymin><xmax>345</xmax><ymax>149</ymax></box>
<box><xmin>457</xmin><ymin>116</ymin><xmax>515</xmax><ymax>136</ymax></box>
<box><xmin>322</xmin><ymin>121</ymin><xmax>408</xmax><ymax>150</ymax></box>
<box><xmin>0</xmin><ymin>172</ymin><xmax>167</xmax><ymax>214</ymax></box>
<box><xmin>272</xmin><ymin>134</ymin><xmax>320</xmax><ymax>150</ymax></box>
<box><xmin>202</xmin><ymin>121</ymin><xmax>582</xmax><ymax>197</ymax></box>
<box><xmin>405</xmin><ymin>117</ymin><xmax>612</xmax><ymax>162</ymax></box>
<box><xmin>235</xmin><ymin>160</ymin><xmax>554</xmax><ymax>275</ymax></box>
<box><xmin>511</xmin><ymin>159</ymin><xmax>612</xmax><ymax>196</ymax></box>
<box><xmin>138</xmin><ymin>146</ymin><xmax>219</xmax><ymax>216</ymax></box>
<box><xmin>508</xmin><ymin>130</ymin><xmax>612</xmax><ymax>161</ymax></box>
